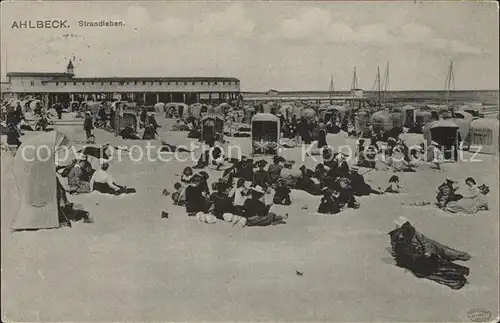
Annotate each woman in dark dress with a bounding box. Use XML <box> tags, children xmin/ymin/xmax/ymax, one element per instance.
<box><xmin>208</xmin><ymin>183</ymin><xmax>235</xmax><ymax>220</ymax></box>
<box><xmin>318</xmin><ymin>188</ymin><xmax>340</xmax><ymax>214</ymax></box>
<box><xmin>242</xmin><ymin>186</ymin><xmax>286</xmax><ymax>226</ymax></box>
<box><xmin>185</xmin><ymin>174</ymin><xmax>208</xmax><ymax>215</ymax></box>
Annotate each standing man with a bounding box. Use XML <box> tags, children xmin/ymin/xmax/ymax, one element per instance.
<box><xmin>83</xmin><ymin>111</ymin><xmax>94</xmax><ymax>142</ymax></box>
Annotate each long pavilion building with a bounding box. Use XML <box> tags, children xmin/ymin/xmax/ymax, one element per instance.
<box><xmin>2</xmin><ymin>60</ymin><xmax>241</xmax><ymax>106</ymax></box>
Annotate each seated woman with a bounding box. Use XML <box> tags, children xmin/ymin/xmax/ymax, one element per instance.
<box><xmin>445</xmin><ymin>177</ymin><xmax>489</xmax><ymax>214</ymax></box>
<box><xmin>170</xmin><ymin>182</ymin><xmax>186</xmax><ymax>206</ymax></box>
<box><xmin>296</xmin><ymin>166</ymin><xmax>322</xmax><ymax>195</ymax></box>
<box><xmin>273</xmin><ymin>179</ymin><xmax>291</xmax><ymax>205</ymax></box>
<box><xmin>208</xmin><ymin>182</ymin><xmax>236</xmax><ymax>220</ymax></box>
<box><xmin>184</xmin><ymin>174</ymin><xmax>208</xmax><ymax>216</ymax></box>
<box><xmin>90</xmin><ymin>162</ymin><xmax>136</xmax><ymax>195</ymax></box>
<box><xmin>336</xmin><ymin>178</ymin><xmax>360</xmax><ymax>209</ymax></box>
<box><xmin>67</xmin><ymin>160</ymin><xmax>92</xmax><ymax>194</ymax></box>
<box><xmin>242</xmin><ymin>186</ymin><xmax>287</xmax><ymax>227</ymax></box>
<box><xmin>318</xmin><ymin>188</ymin><xmax>340</xmax><ymax>214</ymax></box>
<box><xmin>119</xmin><ymin>125</ymin><xmax>141</xmax><ymax>140</ymax></box>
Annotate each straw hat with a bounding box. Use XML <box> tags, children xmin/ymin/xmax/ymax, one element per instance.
<box><xmin>251</xmin><ymin>185</ymin><xmax>265</xmax><ymax>194</ymax></box>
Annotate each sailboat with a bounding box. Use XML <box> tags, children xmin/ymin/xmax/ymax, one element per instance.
<box><xmin>370</xmin><ymin>62</ymin><xmax>389</xmax><ymax>110</ymax></box>
<box><xmin>382</xmin><ymin>61</ymin><xmax>390</xmax><ymax>109</ymax></box>
<box><xmin>328</xmin><ymin>74</ymin><xmax>335</xmax><ymax>104</ymax></box>
<box><xmin>427</xmin><ymin>61</ymin><xmax>454</xmax><ymax>111</ymax></box>
<box><xmin>351</xmin><ymin>67</ymin><xmax>363</xmax><ymax>98</ymax></box>
<box><xmin>444</xmin><ymin>61</ymin><xmax>455</xmax><ymax>110</ymax></box>
<box><xmin>371</xmin><ymin>66</ymin><xmax>382</xmax><ymax>109</ymax></box>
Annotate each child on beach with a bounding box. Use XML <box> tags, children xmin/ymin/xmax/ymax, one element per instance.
<box><xmin>385</xmin><ymin>175</ymin><xmax>402</xmax><ymax>193</ymax></box>
<box><xmin>181</xmin><ymin>167</ymin><xmax>194</xmax><ymax>184</ymax></box>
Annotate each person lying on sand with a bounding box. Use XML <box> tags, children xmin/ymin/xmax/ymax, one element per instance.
<box><xmin>388</xmin><ymin>219</ymin><xmax>470</xmax><ymax>290</ymax></box>
<box><xmin>90</xmin><ymin>162</ymin><xmax>136</xmax><ymax>195</ymax></box>
<box><xmin>160</xmin><ymin>140</ymin><xmax>194</xmax><ymax>153</ymax></box>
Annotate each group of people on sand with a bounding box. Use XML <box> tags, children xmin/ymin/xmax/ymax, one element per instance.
<box><xmin>166</xmin><ymin>147</ymin><xmax>405</xmax><ymax>225</ymax></box>
<box><xmin>58</xmin><ymin>152</ymin><xmax>136</xmax><ymax>196</ymax></box>
<box><xmin>435</xmin><ymin>177</ymin><xmax>490</xmax><ymax>214</ymax></box>
<box><xmin>2</xmin><ymin>100</ymin><xmax>53</xmax><ymax>149</ymax></box>
<box><xmin>169</xmin><ymin>164</ymin><xmax>288</xmax><ymax>227</ymax></box>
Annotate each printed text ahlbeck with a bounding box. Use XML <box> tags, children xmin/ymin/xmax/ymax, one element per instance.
<box><xmin>11</xmin><ymin>20</ymin><xmax>69</xmax><ymax>28</ymax></box>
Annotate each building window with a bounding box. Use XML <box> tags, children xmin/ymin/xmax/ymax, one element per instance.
<box><xmin>192</xmin><ymin>82</ymin><xmax>195</xmax><ymax>85</ymax></box>
<box><xmin>109</xmin><ymin>82</ymin><xmax>112</xmax><ymax>85</ymax></box>
<box><xmin>159</xmin><ymin>82</ymin><xmax>162</xmax><ymax>85</ymax></box>
<box><xmin>135</xmin><ymin>81</ymin><xmax>138</xmax><ymax>85</ymax></box>
<box><xmin>151</xmin><ymin>82</ymin><xmax>154</xmax><ymax>85</ymax></box>
<box><xmin>55</xmin><ymin>82</ymin><xmax>59</xmax><ymax>86</ymax></box>
<box><xmin>92</xmin><ymin>82</ymin><xmax>94</xmax><ymax>85</ymax></box>
<box><xmin>215</xmin><ymin>82</ymin><xmax>218</xmax><ymax>85</ymax></box>
<box><xmin>143</xmin><ymin>81</ymin><xmax>146</xmax><ymax>85</ymax></box>
<box><xmin>82</xmin><ymin>82</ymin><xmax>85</xmax><ymax>85</ymax></box>
<box><xmin>73</xmin><ymin>82</ymin><xmax>76</xmax><ymax>85</ymax></box>
<box><xmin>184</xmin><ymin>82</ymin><xmax>187</xmax><ymax>85</ymax></box>
<box><xmin>176</xmin><ymin>82</ymin><xmax>179</xmax><ymax>85</ymax></box>
<box><xmin>64</xmin><ymin>82</ymin><xmax>67</xmax><ymax>85</ymax></box>
<box><xmin>167</xmin><ymin>82</ymin><xmax>171</xmax><ymax>85</ymax></box>
<box><xmin>101</xmin><ymin>82</ymin><xmax>104</xmax><ymax>85</ymax></box>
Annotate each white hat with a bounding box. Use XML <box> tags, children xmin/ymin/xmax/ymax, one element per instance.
<box><xmin>430</xmin><ymin>141</ymin><xmax>439</xmax><ymax>146</ymax></box>
<box><xmin>393</xmin><ymin>216</ymin><xmax>410</xmax><ymax>228</ymax></box>
<box><xmin>251</xmin><ymin>185</ymin><xmax>265</xmax><ymax>194</ymax></box>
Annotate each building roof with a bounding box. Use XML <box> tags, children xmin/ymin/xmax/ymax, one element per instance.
<box><xmin>64</xmin><ymin>76</ymin><xmax>239</xmax><ymax>82</ymax></box>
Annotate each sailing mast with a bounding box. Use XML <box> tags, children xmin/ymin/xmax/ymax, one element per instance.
<box><xmin>352</xmin><ymin>67</ymin><xmax>358</xmax><ymax>90</ymax></box>
<box><xmin>445</xmin><ymin>61</ymin><xmax>455</xmax><ymax>109</ymax></box>
<box><xmin>377</xmin><ymin>66</ymin><xmax>381</xmax><ymax>108</ymax></box>
<box><xmin>382</xmin><ymin>61</ymin><xmax>390</xmax><ymax>108</ymax></box>
<box><xmin>329</xmin><ymin>74</ymin><xmax>334</xmax><ymax>104</ymax></box>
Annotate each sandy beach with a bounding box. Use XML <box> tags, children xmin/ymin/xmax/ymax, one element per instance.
<box><xmin>1</xmin><ymin>116</ymin><xmax>498</xmax><ymax>322</ymax></box>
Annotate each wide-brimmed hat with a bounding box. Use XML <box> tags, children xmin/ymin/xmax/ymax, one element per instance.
<box><xmin>251</xmin><ymin>185</ymin><xmax>265</xmax><ymax>194</ymax></box>
<box><xmin>445</xmin><ymin>177</ymin><xmax>456</xmax><ymax>183</ymax></box>
<box><xmin>430</xmin><ymin>141</ymin><xmax>439</xmax><ymax>146</ymax></box>
<box><xmin>255</xmin><ymin>159</ymin><xmax>268</xmax><ymax>167</ymax></box>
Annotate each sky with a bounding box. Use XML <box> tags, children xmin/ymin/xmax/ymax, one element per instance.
<box><xmin>1</xmin><ymin>1</ymin><xmax>498</xmax><ymax>91</ymax></box>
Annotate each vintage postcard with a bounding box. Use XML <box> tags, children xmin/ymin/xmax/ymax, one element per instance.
<box><xmin>1</xmin><ymin>1</ymin><xmax>498</xmax><ymax>322</ymax></box>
